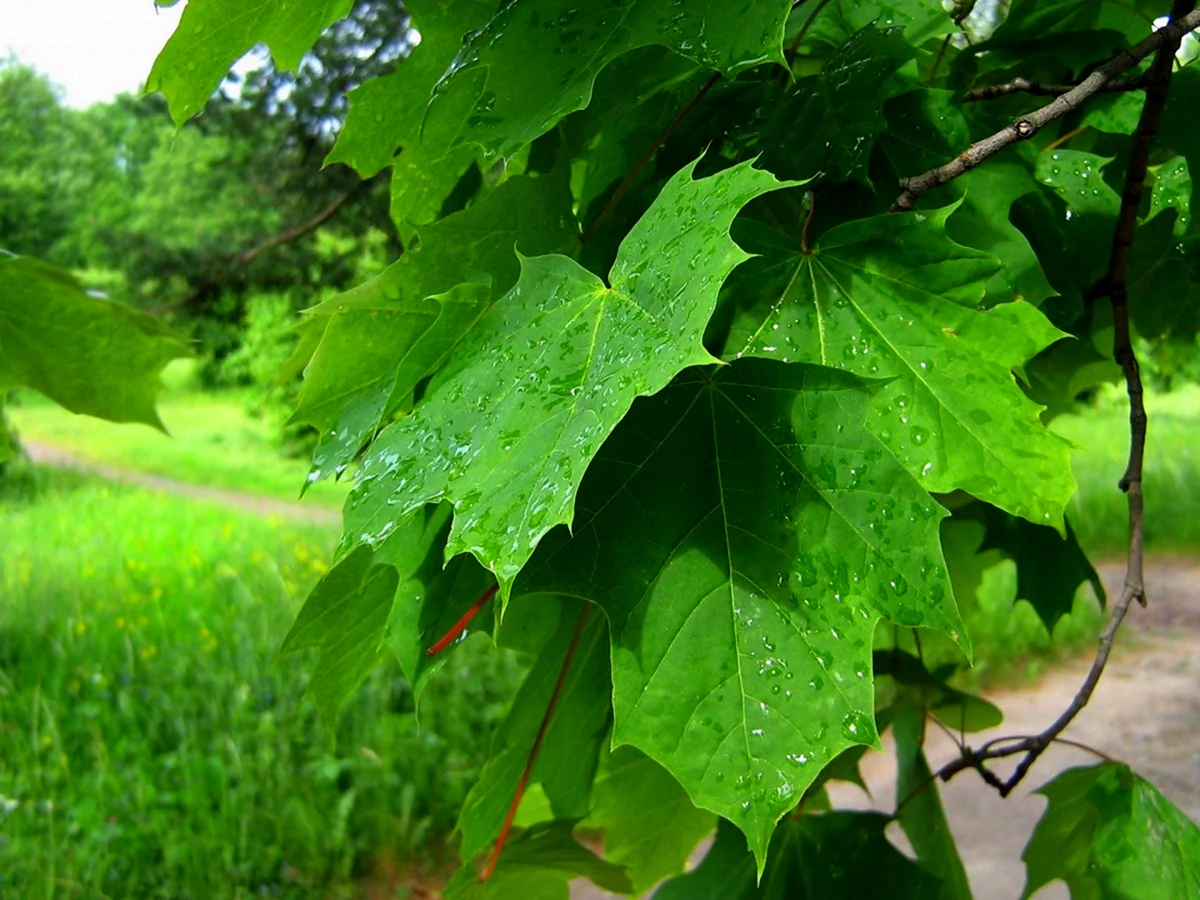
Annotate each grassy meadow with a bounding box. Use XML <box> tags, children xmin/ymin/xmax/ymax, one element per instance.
<box><xmin>0</xmin><ymin>467</ymin><xmax>522</xmax><ymax>898</ymax></box>
<box><xmin>1056</xmin><ymin>383</ymin><xmax>1200</xmax><ymax>556</ymax></box>
<box><xmin>0</xmin><ymin>381</ymin><xmax>1196</xmax><ymax>896</ymax></box>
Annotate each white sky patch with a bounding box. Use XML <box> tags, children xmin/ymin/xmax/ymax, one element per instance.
<box><xmin>0</xmin><ymin>0</ymin><xmax>184</xmax><ymax>108</ymax></box>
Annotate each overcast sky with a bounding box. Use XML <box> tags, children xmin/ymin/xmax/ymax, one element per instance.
<box><xmin>1</xmin><ymin>0</ymin><xmax>184</xmax><ymax>108</ymax></box>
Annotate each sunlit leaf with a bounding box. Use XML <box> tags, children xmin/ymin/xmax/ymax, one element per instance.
<box><xmin>342</xmin><ymin>160</ymin><xmax>792</xmax><ymax>590</ymax></box>
<box><xmin>148</xmin><ymin>0</ymin><xmax>354</xmax><ymax>124</ymax></box>
<box><xmin>723</xmin><ymin>207</ymin><xmax>1074</xmax><ymax>528</ymax></box>
<box><xmin>292</xmin><ymin>168</ymin><xmax>578</xmax><ymax>482</ymax></box>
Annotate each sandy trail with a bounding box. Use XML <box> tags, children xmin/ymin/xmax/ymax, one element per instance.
<box><xmin>23</xmin><ymin>440</ymin><xmax>341</xmax><ymax>525</ymax></box>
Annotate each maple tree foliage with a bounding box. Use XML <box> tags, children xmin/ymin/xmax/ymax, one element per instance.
<box><xmin>47</xmin><ymin>0</ymin><xmax>1193</xmax><ymax>893</ymax></box>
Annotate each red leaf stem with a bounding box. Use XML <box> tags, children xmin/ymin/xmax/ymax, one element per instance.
<box><xmin>480</xmin><ymin>604</ymin><xmax>592</xmax><ymax>880</ymax></box>
<box><xmin>425</xmin><ymin>584</ymin><xmax>498</xmax><ymax>658</ymax></box>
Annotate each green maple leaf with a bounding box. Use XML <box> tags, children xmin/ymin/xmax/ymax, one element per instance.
<box><xmin>326</xmin><ymin>0</ymin><xmax>498</xmax><ymax>230</ymax></box>
<box><xmin>278</xmin><ymin>544</ymin><xmax>399</xmax><ymax>725</ymax></box>
<box><xmin>335</xmin><ymin>0</ymin><xmax>793</xmax><ymax>232</ymax></box>
<box><xmin>326</xmin><ymin>0</ymin><xmax>497</xmax><ymax>178</ymax></box>
<box><xmin>283</xmin><ymin>503</ymin><xmax>499</xmax><ymax>722</ymax></box>
<box><xmin>380</xmin><ymin>504</ymin><xmax>497</xmax><ymax>698</ymax></box>
<box><xmin>760</xmin><ymin>25</ymin><xmax>916</xmax><ymax>187</ymax></box>
<box><xmin>790</xmin><ymin>0</ymin><xmax>956</xmax><ymax>50</ymax></box>
<box><xmin>586</xmin><ymin>745</ymin><xmax>717</xmax><ymax>893</ymax></box>
<box><xmin>970</xmin><ymin>503</ymin><xmax>1104</xmax><ymax>632</ymax></box>
<box><xmin>0</xmin><ymin>391</ymin><xmax>15</xmax><ymax>464</ymax></box>
<box><xmin>723</xmin><ymin>206</ymin><xmax>1075</xmax><ymax>529</ymax></box>
<box><xmin>341</xmin><ymin>160</ymin><xmax>793</xmax><ymax>590</ymax></box>
<box><xmin>147</xmin><ymin>0</ymin><xmax>354</xmax><ymax>124</ymax></box>
<box><xmin>446</xmin><ymin>819</ymin><xmax>633</xmax><ymax>900</ymax></box>
<box><xmin>291</xmin><ymin>168</ymin><xmax>578</xmax><ymax>482</ymax></box>
<box><xmin>881</xmin><ymin>90</ymin><xmax>1055</xmax><ymax>306</ymax></box>
<box><xmin>563</xmin><ymin>46</ymin><xmax>706</xmax><ymax>223</ymax></box>
<box><xmin>420</xmin><ymin>0</ymin><xmax>793</xmax><ymax>162</ymax></box>
<box><xmin>517</xmin><ymin>361</ymin><xmax>966</xmax><ymax>867</ymax></box>
<box><xmin>876</xmin><ymin>650</ymin><xmax>1002</xmax><ymax>734</ymax></box>
<box><xmin>1022</xmin><ymin>763</ymin><xmax>1200</xmax><ymax>899</ymax></box>
<box><xmin>0</xmin><ymin>256</ymin><xmax>189</xmax><ymax>428</ymax></box>
<box><xmin>892</xmin><ymin>705</ymin><xmax>972</xmax><ymax>900</ymax></box>
<box><xmin>1145</xmin><ymin>156</ymin><xmax>1192</xmax><ymax>235</ymax></box>
<box><xmin>1160</xmin><ymin>68</ymin><xmax>1200</xmax><ymax>238</ymax></box>
<box><xmin>655</xmin><ymin>812</ymin><xmax>940</xmax><ymax>898</ymax></box>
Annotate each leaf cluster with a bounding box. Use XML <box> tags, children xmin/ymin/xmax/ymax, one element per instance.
<box><xmin>146</xmin><ymin>0</ymin><xmax>1200</xmax><ymax>893</ymax></box>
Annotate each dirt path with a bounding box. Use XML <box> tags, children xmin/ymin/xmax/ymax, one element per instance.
<box><xmin>825</xmin><ymin>559</ymin><xmax>1200</xmax><ymax>899</ymax></box>
<box><xmin>24</xmin><ymin>441</ymin><xmax>341</xmax><ymax>525</ymax></box>
<box><xmin>575</xmin><ymin>559</ymin><xmax>1200</xmax><ymax>899</ymax></box>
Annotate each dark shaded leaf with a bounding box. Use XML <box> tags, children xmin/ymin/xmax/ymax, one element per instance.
<box><xmin>518</xmin><ymin>361</ymin><xmax>966</xmax><ymax>866</ymax></box>
<box><xmin>1022</xmin><ymin>763</ymin><xmax>1200</xmax><ymax>899</ymax></box>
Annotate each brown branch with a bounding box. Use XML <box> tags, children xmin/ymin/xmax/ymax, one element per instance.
<box><xmin>890</xmin><ymin>6</ymin><xmax>1200</xmax><ymax>211</ymax></box>
<box><xmin>579</xmin><ymin>72</ymin><xmax>722</xmax><ymax>245</ymax></box>
<box><xmin>912</xmin><ymin>0</ymin><xmax>1191</xmax><ymax>800</ymax></box>
<box><xmin>236</xmin><ymin>189</ymin><xmax>357</xmax><ymax>265</ymax></box>
<box><xmin>144</xmin><ymin>187</ymin><xmax>363</xmax><ymax>316</ymax></box>
<box><xmin>896</xmin><ymin>736</ymin><xmax>1118</xmax><ymax>815</ymax></box>
<box><xmin>963</xmin><ymin>73</ymin><xmax>1150</xmax><ymax>102</ymax></box>
<box><xmin>785</xmin><ymin>0</ymin><xmax>832</xmax><ymax>59</ymax></box>
<box><xmin>480</xmin><ymin>604</ymin><xmax>592</xmax><ymax>881</ymax></box>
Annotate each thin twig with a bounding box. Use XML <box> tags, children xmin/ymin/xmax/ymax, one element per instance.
<box><xmin>480</xmin><ymin>604</ymin><xmax>592</xmax><ymax>880</ymax></box>
<box><xmin>963</xmin><ymin>73</ymin><xmax>1149</xmax><ymax>102</ymax></box>
<box><xmin>785</xmin><ymin>0</ymin><xmax>832</xmax><ymax>59</ymax></box>
<box><xmin>1044</xmin><ymin>126</ymin><xmax>1087</xmax><ymax>152</ymax></box>
<box><xmin>896</xmin><ymin>735</ymin><xmax>1118</xmax><ymax>814</ymax></box>
<box><xmin>890</xmin><ymin>7</ymin><xmax>1200</xmax><ymax>211</ymax></box>
<box><xmin>579</xmin><ymin>73</ymin><xmax>721</xmax><ymax>245</ymax></box>
<box><xmin>800</xmin><ymin>190</ymin><xmax>816</xmax><ymax>255</ymax></box>
<box><xmin>911</xmin><ymin>0</ymin><xmax>1191</xmax><ymax>800</ymax></box>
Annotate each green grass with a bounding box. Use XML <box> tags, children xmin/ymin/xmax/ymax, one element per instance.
<box><xmin>0</xmin><ymin>468</ymin><xmax>524</xmax><ymax>899</ymax></box>
<box><xmin>1056</xmin><ymin>383</ymin><xmax>1200</xmax><ymax>557</ymax></box>
<box><xmin>6</xmin><ymin>385</ymin><xmax>351</xmax><ymax>509</ymax></box>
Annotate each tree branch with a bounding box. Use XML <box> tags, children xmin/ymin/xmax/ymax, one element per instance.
<box><xmin>236</xmin><ymin>188</ymin><xmax>358</xmax><ymax>265</ymax></box>
<box><xmin>962</xmin><ymin>73</ymin><xmax>1149</xmax><ymax>102</ymax></box>
<box><xmin>913</xmin><ymin>0</ymin><xmax>1192</xmax><ymax>800</ymax></box>
<box><xmin>579</xmin><ymin>72</ymin><xmax>721</xmax><ymax>245</ymax></box>
<box><xmin>890</xmin><ymin>7</ymin><xmax>1200</xmax><ymax>211</ymax></box>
